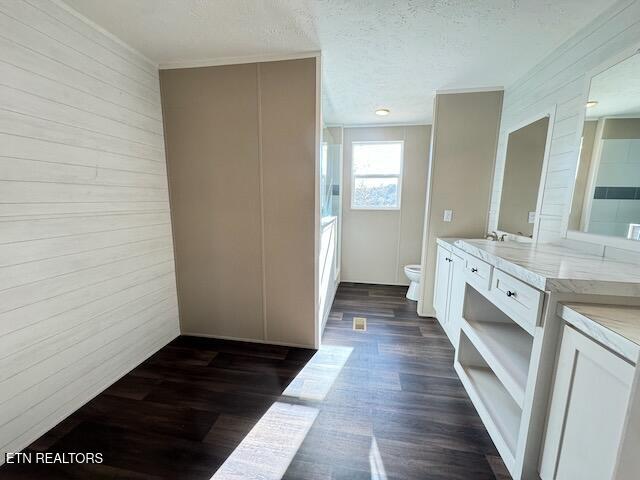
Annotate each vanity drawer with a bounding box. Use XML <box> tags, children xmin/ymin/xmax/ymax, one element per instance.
<box><xmin>462</xmin><ymin>252</ymin><xmax>493</xmax><ymax>291</ymax></box>
<box><xmin>490</xmin><ymin>269</ymin><xmax>543</xmax><ymax>334</ymax></box>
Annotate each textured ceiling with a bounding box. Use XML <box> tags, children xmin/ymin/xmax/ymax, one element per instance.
<box><xmin>587</xmin><ymin>52</ymin><xmax>640</xmax><ymax>119</ymax></box>
<box><xmin>64</xmin><ymin>0</ymin><xmax>615</xmax><ymax>125</ymax></box>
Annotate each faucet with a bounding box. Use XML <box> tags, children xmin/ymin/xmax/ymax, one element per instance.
<box><xmin>486</xmin><ymin>231</ymin><xmax>507</xmax><ymax>242</ymax></box>
<box><xmin>486</xmin><ymin>231</ymin><xmax>499</xmax><ymax>241</ymax></box>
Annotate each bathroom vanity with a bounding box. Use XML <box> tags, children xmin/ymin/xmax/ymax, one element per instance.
<box><xmin>434</xmin><ymin>238</ymin><xmax>640</xmax><ymax>480</ymax></box>
<box><xmin>424</xmin><ymin>37</ymin><xmax>640</xmax><ymax>480</ymax></box>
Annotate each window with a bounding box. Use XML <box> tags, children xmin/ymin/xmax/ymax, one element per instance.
<box><xmin>351</xmin><ymin>141</ymin><xmax>404</xmax><ymax>209</ymax></box>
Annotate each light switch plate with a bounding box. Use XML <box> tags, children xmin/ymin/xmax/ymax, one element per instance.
<box><xmin>443</xmin><ymin>209</ymin><xmax>453</xmax><ymax>222</ymax></box>
<box><xmin>528</xmin><ymin>211</ymin><xmax>536</xmax><ymax>224</ymax></box>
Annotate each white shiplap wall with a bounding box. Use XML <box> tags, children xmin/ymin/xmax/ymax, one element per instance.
<box><xmin>489</xmin><ymin>0</ymin><xmax>640</xmax><ymax>242</ymax></box>
<box><xmin>0</xmin><ymin>0</ymin><xmax>179</xmax><ymax>461</ymax></box>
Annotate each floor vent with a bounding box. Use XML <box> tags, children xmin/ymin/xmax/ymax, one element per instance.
<box><xmin>353</xmin><ymin>317</ymin><xmax>367</xmax><ymax>331</ymax></box>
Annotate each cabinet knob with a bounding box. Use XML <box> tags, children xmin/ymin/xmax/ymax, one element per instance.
<box><xmin>506</xmin><ymin>290</ymin><xmax>515</xmax><ymax>297</ymax></box>
<box><xmin>446</xmin><ymin>257</ymin><xmax>452</xmax><ymax>262</ymax></box>
<box><xmin>471</xmin><ymin>267</ymin><xmax>478</xmax><ymax>273</ymax></box>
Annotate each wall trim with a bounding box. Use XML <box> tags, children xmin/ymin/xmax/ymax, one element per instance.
<box><xmin>50</xmin><ymin>0</ymin><xmax>159</xmax><ymax>69</ymax></box>
<box><xmin>159</xmin><ymin>51</ymin><xmax>321</xmax><ymax>70</ymax></box>
<box><xmin>180</xmin><ymin>332</ymin><xmax>315</xmax><ymax>350</ymax></box>
<box><xmin>417</xmin><ymin>116</ymin><xmax>438</xmax><ymax>315</ymax></box>
<box><xmin>419</xmin><ymin>308</ymin><xmax>436</xmax><ymax>319</ymax></box>
<box><xmin>341</xmin><ymin>279</ymin><xmax>410</xmax><ymax>287</ymax></box>
<box><xmin>321</xmin><ymin>277</ymin><xmax>339</xmax><ymax>334</ymax></box>
<box><xmin>435</xmin><ymin>86</ymin><xmax>504</xmax><ymax>95</ymax></box>
<box><xmin>314</xmin><ymin>55</ymin><xmax>322</xmax><ymax>349</ymax></box>
<box><xmin>256</xmin><ymin>63</ymin><xmax>268</xmax><ymax>342</ymax></box>
<box><xmin>158</xmin><ymin>73</ymin><xmax>185</xmax><ymax>333</ymax></box>
<box><xmin>334</xmin><ymin>122</ymin><xmax>432</xmax><ymax>128</ymax></box>
<box><xmin>393</xmin><ymin>128</ymin><xmax>408</xmax><ymax>283</ymax></box>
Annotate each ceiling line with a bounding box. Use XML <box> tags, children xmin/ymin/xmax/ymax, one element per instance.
<box><xmin>159</xmin><ymin>51</ymin><xmax>321</xmax><ymax>70</ymax></box>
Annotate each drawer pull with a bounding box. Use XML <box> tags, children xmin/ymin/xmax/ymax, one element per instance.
<box><xmin>471</xmin><ymin>267</ymin><xmax>478</xmax><ymax>273</ymax></box>
<box><xmin>506</xmin><ymin>290</ymin><xmax>515</xmax><ymax>297</ymax></box>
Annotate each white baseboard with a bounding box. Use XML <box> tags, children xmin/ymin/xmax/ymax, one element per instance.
<box><xmin>180</xmin><ymin>332</ymin><xmax>316</xmax><ymax>350</ymax></box>
<box><xmin>321</xmin><ymin>280</ymin><xmax>339</xmax><ymax>334</ymax></box>
<box><xmin>418</xmin><ymin>307</ymin><xmax>436</xmax><ymax>318</ymax></box>
<box><xmin>340</xmin><ymin>279</ymin><xmax>410</xmax><ymax>286</ymax></box>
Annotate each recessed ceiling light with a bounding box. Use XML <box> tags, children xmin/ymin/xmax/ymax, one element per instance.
<box><xmin>586</xmin><ymin>100</ymin><xmax>599</xmax><ymax>108</ymax></box>
<box><xmin>375</xmin><ymin>108</ymin><xmax>390</xmax><ymax>116</ymax></box>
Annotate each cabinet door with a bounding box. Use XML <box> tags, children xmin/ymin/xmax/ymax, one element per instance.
<box><xmin>433</xmin><ymin>246</ymin><xmax>452</xmax><ymax>324</ymax></box>
<box><xmin>540</xmin><ymin>326</ymin><xmax>634</xmax><ymax>480</ymax></box>
<box><xmin>615</xmin><ymin>365</ymin><xmax>640</xmax><ymax>480</ymax></box>
<box><xmin>445</xmin><ymin>252</ymin><xmax>465</xmax><ymax>347</ymax></box>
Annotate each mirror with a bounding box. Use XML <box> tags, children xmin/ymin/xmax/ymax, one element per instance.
<box><xmin>569</xmin><ymin>52</ymin><xmax>640</xmax><ymax>240</ymax></box>
<box><xmin>498</xmin><ymin>115</ymin><xmax>550</xmax><ymax>238</ymax></box>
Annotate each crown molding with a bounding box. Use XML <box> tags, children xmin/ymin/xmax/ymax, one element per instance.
<box><xmin>51</xmin><ymin>0</ymin><xmax>158</xmax><ymax>69</ymax></box>
<box><xmin>435</xmin><ymin>86</ymin><xmax>504</xmax><ymax>95</ymax></box>
<box><xmin>331</xmin><ymin>122</ymin><xmax>432</xmax><ymax>128</ymax></box>
<box><xmin>159</xmin><ymin>51</ymin><xmax>321</xmax><ymax>70</ymax></box>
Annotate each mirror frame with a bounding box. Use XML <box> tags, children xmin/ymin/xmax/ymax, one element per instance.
<box><xmin>495</xmin><ymin>107</ymin><xmax>556</xmax><ymax>242</ymax></box>
<box><xmin>563</xmin><ymin>43</ymin><xmax>640</xmax><ymax>251</ymax></box>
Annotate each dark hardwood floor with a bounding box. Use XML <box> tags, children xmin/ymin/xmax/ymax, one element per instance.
<box><xmin>1</xmin><ymin>283</ymin><xmax>510</xmax><ymax>479</ymax></box>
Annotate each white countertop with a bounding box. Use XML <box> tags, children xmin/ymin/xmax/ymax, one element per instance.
<box><xmin>559</xmin><ymin>303</ymin><xmax>640</xmax><ymax>362</ymax></box>
<box><xmin>436</xmin><ymin>237</ymin><xmax>461</xmax><ymax>250</ymax></box>
<box><xmin>452</xmin><ymin>239</ymin><xmax>640</xmax><ymax>295</ymax></box>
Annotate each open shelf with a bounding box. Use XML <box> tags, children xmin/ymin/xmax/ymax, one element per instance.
<box><xmin>461</xmin><ymin>285</ymin><xmax>534</xmax><ymax>408</ymax></box>
<box><xmin>461</xmin><ymin>317</ymin><xmax>532</xmax><ymax>407</ymax></box>
<box><xmin>455</xmin><ymin>330</ymin><xmax>521</xmax><ymax>476</ymax></box>
<box><xmin>455</xmin><ymin>364</ymin><xmax>520</xmax><ymax>465</ymax></box>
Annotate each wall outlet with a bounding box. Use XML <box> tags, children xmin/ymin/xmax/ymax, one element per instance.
<box><xmin>443</xmin><ymin>209</ymin><xmax>453</xmax><ymax>222</ymax></box>
<box><xmin>528</xmin><ymin>211</ymin><xmax>536</xmax><ymax>224</ymax></box>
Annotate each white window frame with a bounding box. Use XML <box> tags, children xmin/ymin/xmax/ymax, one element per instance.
<box><xmin>350</xmin><ymin>140</ymin><xmax>404</xmax><ymax>210</ymax></box>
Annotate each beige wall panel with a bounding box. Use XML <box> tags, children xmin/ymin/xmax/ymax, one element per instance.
<box><xmin>160</xmin><ymin>64</ymin><xmax>265</xmax><ymax>340</ymax></box>
<box><xmin>342</xmin><ymin>210</ymin><xmax>402</xmax><ymax>283</ymax></box>
<box><xmin>259</xmin><ymin>58</ymin><xmax>317</xmax><ymax>347</ymax></box>
<box><xmin>342</xmin><ymin>126</ymin><xmax>430</xmax><ymax>285</ymax></box>
<box><xmin>420</xmin><ymin>91</ymin><xmax>503</xmax><ymax>315</ymax></box>
<box><xmin>397</xmin><ymin>125</ymin><xmax>432</xmax><ymax>281</ymax></box>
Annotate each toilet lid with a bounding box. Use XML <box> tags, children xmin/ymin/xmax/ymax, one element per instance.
<box><xmin>405</xmin><ymin>264</ymin><xmax>421</xmax><ymax>273</ymax></box>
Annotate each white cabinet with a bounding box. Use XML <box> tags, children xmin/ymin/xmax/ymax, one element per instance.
<box><xmin>433</xmin><ymin>245</ymin><xmax>452</xmax><ymax>321</ymax></box>
<box><xmin>433</xmin><ymin>244</ymin><xmax>464</xmax><ymax>345</ymax></box>
<box><xmin>540</xmin><ymin>325</ymin><xmax>635</xmax><ymax>480</ymax></box>
<box><xmin>447</xmin><ymin>252</ymin><xmax>465</xmax><ymax>346</ymax></box>
<box><xmin>437</xmin><ymin>239</ymin><xmax>640</xmax><ymax>480</ymax></box>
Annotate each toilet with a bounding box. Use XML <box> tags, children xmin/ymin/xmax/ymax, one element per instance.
<box><xmin>404</xmin><ymin>264</ymin><xmax>422</xmax><ymax>301</ymax></box>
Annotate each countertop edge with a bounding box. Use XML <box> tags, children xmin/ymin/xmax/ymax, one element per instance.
<box><xmin>557</xmin><ymin>303</ymin><xmax>640</xmax><ymax>363</ymax></box>
<box><xmin>436</xmin><ymin>237</ymin><xmax>460</xmax><ymax>250</ymax></box>
<box><xmin>452</xmin><ymin>239</ymin><xmax>548</xmax><ymax>291</ymax></box>
<box><xmin>448</xmin><ymin>239</ymin><xmax>640</xmax><ymax>296</ymax></box>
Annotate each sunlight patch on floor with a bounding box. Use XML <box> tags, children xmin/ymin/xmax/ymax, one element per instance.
<box><xmin>282</xmin><ymin>345</ymin><xmax>353</xmax><ymax>401</ymax></box>
<box><xmin>211</xmin><ymin>402</ymin><xmax>318</xmax><ymax>480</ymax></box>
<box><xmin>369</xmin><ymin>437</ymin><xmax>388</xmax><ymax>480</ymax></box>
